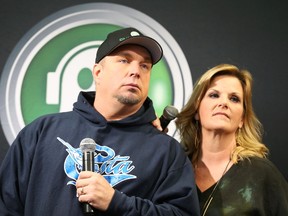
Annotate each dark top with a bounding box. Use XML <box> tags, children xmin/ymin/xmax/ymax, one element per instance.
<box><xmin>197</xmin><ymin>157</ymin><xmax>288</xmax><ymax>216</ymax></box>
<box><xmin>0</xmin><ymin>91</ymin><xmax>200</xmax><ymax>216</ymax></box>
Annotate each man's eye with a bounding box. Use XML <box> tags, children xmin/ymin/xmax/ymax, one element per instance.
<box><xmin>119</xmin><ymin>59</ymin><xmax>128</xmax><ymax>63</ymax></box>
<box><xmin>141</xmin><ymin>64</ymin><xmax>151</xmax><ymax>70</ymax></box>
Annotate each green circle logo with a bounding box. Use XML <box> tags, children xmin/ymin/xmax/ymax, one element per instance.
<box><xmin>0</xmin><ymin>3</ymin><xmax>193</xmax><ymax>144</ymax></box>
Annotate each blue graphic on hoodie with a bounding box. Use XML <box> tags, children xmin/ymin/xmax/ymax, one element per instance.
<box><xmin>57</xmin><ymin>137</ymin><xmax>136</xmax><ymax>187</ymax></box>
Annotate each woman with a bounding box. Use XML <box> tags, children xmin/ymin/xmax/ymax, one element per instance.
<box><xmin>175</xmin><ymin>64</ymin><xmax>288</xmax><ymax>215</ymax></box>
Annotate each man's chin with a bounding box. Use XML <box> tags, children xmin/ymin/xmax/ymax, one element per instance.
<box><xmin>116</xmin><ymin>95</ymin><xmax>141</xmax><ymax>105</ymax></box>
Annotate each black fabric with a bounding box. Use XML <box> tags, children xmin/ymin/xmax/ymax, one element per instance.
<box><xmin>197</xmin><ymin>157</ymin><xmax>288</xmax><ymax>216</ymax></box>
<box><xmin>0</xmin><ymin>91</ymin><xmax>200</xmax><ymax>216</ymax></box>
<box><xmin>95</xmin><ymin>27</ymin><xmax>163</xmax><ymax>64</ymax></box>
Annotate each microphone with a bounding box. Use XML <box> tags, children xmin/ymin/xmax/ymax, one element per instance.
<box><xmin>159</xmin><ymin>105</ymin><xmax>179</xmax><ymax>131</ymax></box>
<box><xmin>80</xmin><ymin>138</ymin><xmax>96</xmax><ymax>215</ymax></box>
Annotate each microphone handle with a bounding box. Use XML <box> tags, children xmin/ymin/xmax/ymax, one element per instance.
<box><xmin>83</xmin><ymin>151</ymin><xmax>94</xmax><ymax>171</ymax></box>
<box><xmin>159</xmin><ymin>115</ymin><xmax>170</xmax><ymax>131</ymax></box>
<box><xmin>82</xmin><ymin>151</ymin><xmax>95</xmax><ymax>215</ymax></box>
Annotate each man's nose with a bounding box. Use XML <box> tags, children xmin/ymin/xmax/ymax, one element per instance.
<box><xmin>128</xmin><ymin>62</ymin><xmax>141</xmax><ymax>77</ymax></box>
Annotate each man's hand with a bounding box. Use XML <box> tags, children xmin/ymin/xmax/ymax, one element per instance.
<box><xmin>76</xmin><ymin>171</ymin><xmax>115</xmax><ymax>211</ymax></box>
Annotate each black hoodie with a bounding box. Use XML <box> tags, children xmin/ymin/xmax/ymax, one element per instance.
<box><xmin>0</xmin><ymin>91</ymin><xmax>200</xmax><ymax>216</ymax></box>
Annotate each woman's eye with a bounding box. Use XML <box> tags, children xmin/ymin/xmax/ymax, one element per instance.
<box><xmin>208</xmin><ymin>93</ymin><xmax>219</xmax><ymax>98</ymax></box>
<box><xmin>230</xmin><ymin>95</ymin><xmax>240</xmax><ymax>103</ymax></box>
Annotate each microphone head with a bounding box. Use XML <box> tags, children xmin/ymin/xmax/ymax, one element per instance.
<box><xmin>80</xmin><ymin>138</ymin><xmax>96</xmax><ymax>152</ymax></box>
<box><xmin>162</xmin><ymin>105</ymin><xmax>179</xmax><ymax>120</ymax></box>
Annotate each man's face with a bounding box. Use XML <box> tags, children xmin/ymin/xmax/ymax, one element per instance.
<box><xmin>93</xmin><ymin>44</ymin><xmax>153</xmax><ymax>107</ymax></box>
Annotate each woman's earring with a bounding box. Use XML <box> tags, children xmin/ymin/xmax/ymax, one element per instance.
<box><xmin>194</xmin><ymin>113</ymin><xmax>199</xmax><ymax>120</ymax></box>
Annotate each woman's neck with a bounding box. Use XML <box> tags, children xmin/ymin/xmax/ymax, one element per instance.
<box><xmin>195</xmin><ymin>131</ymin><xmax>236</xmax><ymax>192</ymax></box>
<box><xmin>200</xmin><ymin>130</ymin><xmax>236</xmax><ymax>162</ymax></box>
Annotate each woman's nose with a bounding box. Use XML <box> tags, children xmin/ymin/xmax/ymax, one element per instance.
<box><xmin>218</xmin><ymin>98</ymin><xmax>228</xmax><ymax>108</ymax></box>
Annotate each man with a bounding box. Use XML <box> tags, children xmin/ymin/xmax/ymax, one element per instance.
<box><xmin>0</xmin><ymin>27</ymin><xmax>200</xmax><ymax>215</ymax></box>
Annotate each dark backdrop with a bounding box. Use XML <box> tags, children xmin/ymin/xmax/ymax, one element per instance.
<box><xmin>1</xmin><ymin>0</ymin><xmax>287</xmax><ymax>180</ymax></box>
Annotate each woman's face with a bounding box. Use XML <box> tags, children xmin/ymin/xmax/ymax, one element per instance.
<box><xmin>198</xmin><ymin>75</ymin><xmax>244</xmax><ymax>134</ymax></box>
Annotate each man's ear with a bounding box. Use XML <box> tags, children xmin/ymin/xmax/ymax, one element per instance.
<box><xmin>92</xmin><ymin>63</ymin><xmax>102</xmax><ymax>82</ymax></box>
<box><xmin>93</xmin><ymin>63</ymin><xmax>100</xmax><ymax>75</ymax></box>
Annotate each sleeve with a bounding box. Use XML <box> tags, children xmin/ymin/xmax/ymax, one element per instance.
<box><xmin>0</xmin><ymin>126</ymin><xmax>37</xmax><ymax>215</ymax></box>
<box><xmin>105</xmin><ymin>140</ymin><xmax>201</xmax><ymax>216</ymax></box>
<box><xmin>264</xmin><ymin>160</ymin><xmax>288</xmax><ymax>215</ymax></box>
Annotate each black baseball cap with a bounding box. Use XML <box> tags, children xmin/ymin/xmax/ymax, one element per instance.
<box><xmin>95</xmin><ymin>27</ymin><xmax>163</xmax><ymax>65</ymax></box>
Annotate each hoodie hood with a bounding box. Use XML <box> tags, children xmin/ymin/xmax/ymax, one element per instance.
<box><xmin>73</xmin><ymin>91</ymin><xmax>157</xmax><ymax>127</ymax></box>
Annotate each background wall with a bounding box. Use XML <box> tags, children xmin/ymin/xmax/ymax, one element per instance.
<box><xmin>1</xmin><ymin>0</ymin><xmax>287</xmax><ymax>180</ymax></box>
